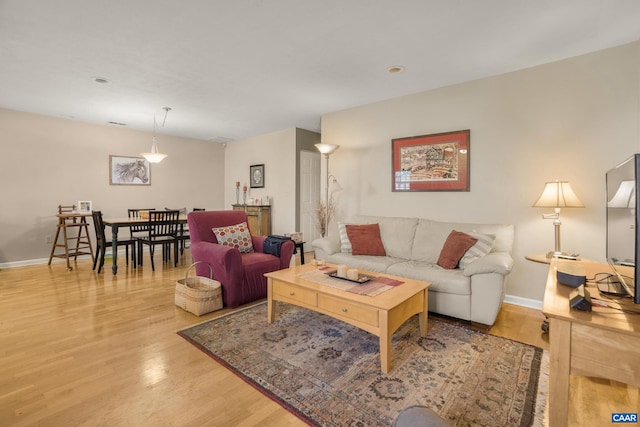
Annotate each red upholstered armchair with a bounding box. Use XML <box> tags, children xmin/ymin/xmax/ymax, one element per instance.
<box><xmin>187</xmin><ymin>210</ymin><xmax>294</xmax><ymax>308</ymax></box>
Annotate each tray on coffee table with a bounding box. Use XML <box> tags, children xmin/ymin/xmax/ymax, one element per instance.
<box><xmin>326</xmin><ymin>271</ymin><xmax>374</xmax><ymax>284</ymax></box>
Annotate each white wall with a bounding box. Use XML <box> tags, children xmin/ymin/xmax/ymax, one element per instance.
<box><xmin>321</xmin><ymin>42</ymin><xmax>640</xmax><ymax>303</ymax></box>
<box><xmin>224</xmin><ymin>128</ymin><xmax>298</xmax><ymax>235</ymax></box>
<box><xmin>0</xmin><ymin>109</ymin><xmax>225</xmax><ymax>265</ymax></box>
<box><xmin>4</xmin><ymin>41</ymin><xmax>640</xmax><ymax>304</ymax></box>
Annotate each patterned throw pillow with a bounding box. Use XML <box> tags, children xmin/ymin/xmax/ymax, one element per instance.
<box><xmin>337</xmin><ymin>222</ymin><xmax>353</xmax><ymax>253</ymax></box>
<box><xmin>458</xmin><ymin>232</ymin><xmax>496</xmax><ymax>269</ymax></box>
<box><xmin>212</xmin><ymin>222</ymin><xmax>254</xmax><ymax>253</ymax></box>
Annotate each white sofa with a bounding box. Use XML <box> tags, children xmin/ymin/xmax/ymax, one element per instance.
<box><xmin>311</xmin><ymin>215</ymin><xmax>515</xmax><ymax>326</ymax></box>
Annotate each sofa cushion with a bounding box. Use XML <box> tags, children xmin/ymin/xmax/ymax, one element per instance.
<box><xmin>439</xmin><ymin>221</ymin><xmax>514</xmax><ymax>254</ymax></box>
<box><xmin>411</xmin><ymin>219</ymin><xmax>514</xmax><ymax>261</ymax></box>
<box><xmin>410</xmin><ymin>219</ymin><xmax>453</xmax><ymax>263</ymax></box>
<box><xmin>350</xmin><ymin>215</ymin><xmax>418</xmax><ymax>259</ymax></box>
<box><xmin>437</xmin><ymin>230</ymin><xmax>478</xmax><ymax>269</ymax></box>
<box><xmin>212</xmin><ymin>222</ymin><xmax>254</xmax><ymax>253</ymax></box>
<box><xmin>459</xmin><ymin>232</ymin><xmax>495</xmax><ymax>269</ymax></box>
<box><xmin>345</xmin><ymin>223</ymin><xmax>386</xmax><ymax>256</ymax></box>
<box><xmin>337</xmin><ymin>222</ymin><xmax>353</xmax><ymax>253</ymax></box>
<box><xmin>386</xmin><ymin>261</ymin><xmax>471</xmax><ymax>295</ymax></box>
<box><xmin>320</xmin><ymin>253</ymin><xmax>405</xmax><ymax>274</ymax></box>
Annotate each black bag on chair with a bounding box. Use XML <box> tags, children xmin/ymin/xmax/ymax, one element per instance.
<box><xmin>263</xmin><ymin>235</ymin><xmax>292</xmax><ymax>257</ymax></box>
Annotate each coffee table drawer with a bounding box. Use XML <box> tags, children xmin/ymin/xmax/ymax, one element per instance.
<box><xmin>273</xmin><ymin>282</ymin><xmax>317</xmax><ymax>306</ymax></box>
<box><xmin>318</xmin><ymin>294</ymin><xmax>379</xmax><ymax>327</ymax></box>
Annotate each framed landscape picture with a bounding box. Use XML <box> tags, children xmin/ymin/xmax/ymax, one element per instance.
<box><xmin>392</xmin><ymin>130</ymin><xmax>470</xmax><ymax>192</ymax></box>
<box><xmin>250</xmin><ymin>164</ymin><xmax>265</xmax><ymax>188</ymax></box>
<box><xmin>109</xmin><ymin>155</ymin><xmax>151</xmax><ymax>185</ymax></box>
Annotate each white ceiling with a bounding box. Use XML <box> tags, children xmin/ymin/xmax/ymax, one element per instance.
<box><xmin>2</xmin><ymin>0</ymin><xmax>640</xmax><ymax>142</ymax></box>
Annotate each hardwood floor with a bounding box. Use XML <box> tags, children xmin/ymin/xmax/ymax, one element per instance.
<box><xmin>0</xmin><ymin>252</ymin><xmax>637</xmax><ymax>426</ymax></box>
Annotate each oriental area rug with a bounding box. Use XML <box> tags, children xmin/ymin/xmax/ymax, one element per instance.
<box><xmin>178</xmin><ymin>302</ymin><xmax>548</xmax><ymax>426</ymax></box>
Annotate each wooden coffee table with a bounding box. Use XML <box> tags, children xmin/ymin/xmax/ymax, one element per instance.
<box><xmin>265</xmin><ymin>264</ymin><xmax>431</xmax><ymax>374</ymax></box>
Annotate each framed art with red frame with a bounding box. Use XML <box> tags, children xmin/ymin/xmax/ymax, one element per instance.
<box><xmin>392</xmin><ymin>129</ymin><xmax>470</xmax><ymax>192</ymax></box>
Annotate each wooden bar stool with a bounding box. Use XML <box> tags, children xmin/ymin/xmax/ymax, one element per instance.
<box><xmin>47</xmin><ymin>204</ymin><xmax>94</xmax><ymax>270</ymax></box>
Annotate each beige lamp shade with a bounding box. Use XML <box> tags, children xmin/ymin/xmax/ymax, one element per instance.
<box><xmin>141</xmin><ymin>136</ymin><xmax>168</xmax><ymax>163</ymax></box>
<box><xmin>533</xmin><ymin>181</ymin><xmax>584</xmax><ymax>208</ymax></box>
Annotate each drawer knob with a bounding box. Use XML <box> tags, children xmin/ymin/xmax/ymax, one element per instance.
<box><xmin>289</xmin><ymin>292</ymin><xmax>295</xmax><ymax>296</ymax></box>
<box><xmin>342</xmin><ymin>307</ymin><xmax>348</xmax><ymax>312</ymax></box>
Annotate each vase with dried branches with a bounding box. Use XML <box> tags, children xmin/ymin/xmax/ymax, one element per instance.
<box><xmin>316</xmin><ymin>196</ymin><xmax>336</xmax><ymax>237</ymax></box>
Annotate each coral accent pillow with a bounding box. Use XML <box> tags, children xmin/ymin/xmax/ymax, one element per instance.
<box><xmin>437</xmin><ymin>230</ymin><xmax>478</xmax><ymax>269</ymax></box>
<box><xmin>345</xmin><ymin>223</ymin><xmax>386</xmax><ymax>256</ymax></box>
<box><xmin>212</xmin><ymin>222</ymin><xmax>254</xmax><ymax>253</ymax></box>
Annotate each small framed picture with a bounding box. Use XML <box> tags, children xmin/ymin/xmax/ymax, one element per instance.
<box><xmin>250</xmin><ymin>164</ymin><xmax>265</xmax><ymax>188</ymax></box>
<box><xmin>77</xmin><ymin>201</ymin><xmax>93</xmax><ymax>213</ymax></box>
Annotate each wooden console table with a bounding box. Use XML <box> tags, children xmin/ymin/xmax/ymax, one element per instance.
<box><xmin>232</xmin><ymin>204</ymin><xmax>271</xmax><ymax>236</ymax></box>
<box><xmin>542</xmin><ymin>260</ymin><xmax>640</xmax><ymax>426</ymax></box>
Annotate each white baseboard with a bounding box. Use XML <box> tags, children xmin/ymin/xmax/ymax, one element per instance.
<box><xmin>0</xmin><ymin>248</ymin><xmax>137</xmax><ymax>269</ymax></box>
<box><xmin>504</xmin><ymin>294</ymin><xmax>543</xmax><ymax>310</ymax></box>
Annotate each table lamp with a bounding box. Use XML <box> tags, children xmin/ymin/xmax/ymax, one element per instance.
<box><xmin>533</xmin><ymin>180</ymin><xmax>584</xmax><ymax>258</ymax></box>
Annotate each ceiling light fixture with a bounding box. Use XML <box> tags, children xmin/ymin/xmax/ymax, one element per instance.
<box><xmin>386</xmin><ymin>65</ymin><xmax>405</xmax><ymax>74</ymax></box>
<box><xmin>141</xmin><ymin>107</ymin><xmax>171</xmax><ymax>163</ymax></box>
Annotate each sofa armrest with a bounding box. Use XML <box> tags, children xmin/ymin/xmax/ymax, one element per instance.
<box><xmin>251</xmin><ymin>235</ymin><xmax>267</xmax><ymax>253</ymax></box>
<box><xmin>251</xmin><ymin>235</ymin><xmax>294</xmax><ymax>268</ymax></box>
<box><xmin>311</xmin><ymin>235</ymin><xmax>341</xmax><ymax>256</ymax></box>
<box><xmin>462</xmin><ymin>252</ymin><xmax>513</xmax><ymax>276</ymax></box>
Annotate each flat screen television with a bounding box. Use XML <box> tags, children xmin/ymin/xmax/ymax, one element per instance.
<box><xmin>605</xmin><ymin>153</ymin><xmax>640</xmax><ymax>304</ymax></box>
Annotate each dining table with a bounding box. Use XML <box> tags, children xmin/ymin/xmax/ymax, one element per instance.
<box><xmin>102</xmin><ymin>215</ymin><xmax>188</xmax><ymax>275</ymax></box>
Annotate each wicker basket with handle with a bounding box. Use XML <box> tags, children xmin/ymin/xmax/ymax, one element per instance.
<box><xmin>175</xmin><ymin>262</ymin><xmax>222</xmax><ymax>315</ymax></box>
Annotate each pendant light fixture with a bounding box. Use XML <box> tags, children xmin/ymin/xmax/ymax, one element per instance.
<box><xmin>141</xmin><ymin>107</ymin><xmax>171</xmax><ymax>163</ymax></box>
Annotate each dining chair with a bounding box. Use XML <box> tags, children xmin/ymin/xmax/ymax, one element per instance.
<box><xmin>91</xmin><ymin>211</ymin><xmax>136</xmax><ymax>273</ymax></box>
<box><xmin>137</xmin><ymin>210</ymin><xmax>181</xmax><ymax>271</ymax></box>
<box><xmin>165</xmin><ymin>207</ymin><xmax>189</xmax><ymax>255</ymax></box>
<box><xmin>128</xmin><ymin>208</ymin><xmax>155</xmax><ymax>264</ymax></box>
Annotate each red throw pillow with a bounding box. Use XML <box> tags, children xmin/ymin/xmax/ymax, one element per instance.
<box><xmin>437</xmin><ymin>230</ymin><xmax>478</xmax><ymax>269</ymax></box>
<box><xmin>345</xmin><ymin>223</ymin><xmax>386</xmax><ymax>256</ymax></box>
